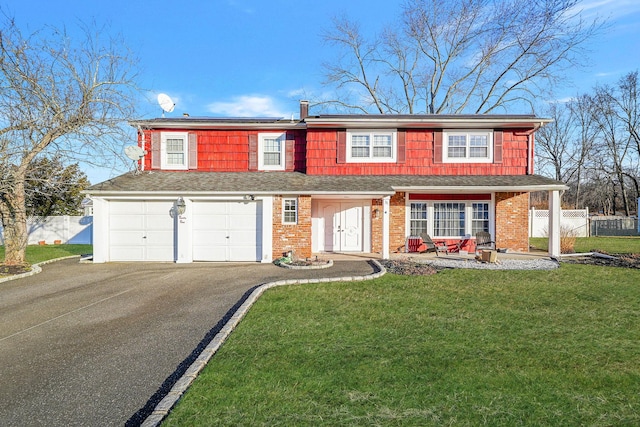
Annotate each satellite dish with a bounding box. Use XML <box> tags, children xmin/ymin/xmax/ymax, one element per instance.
<box><xmin>125</xmin><ymin>145</ymin><xmax>145</xmax><ymax>161</ymax></box>
<box><xmin>157</xmin><ymin>93</ymin><xmax>175</xmax><ymax>115</ymax></box>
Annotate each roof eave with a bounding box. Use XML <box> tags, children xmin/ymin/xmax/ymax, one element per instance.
<box><xmin>305</xmin><ymin>116</ymin><xmax>552</xmax><ymax>130</ymax></box>
<box><xmin>129</xmin><ymin>119</ymin><xmax>306</xmax><ymax>130</ymax></box>
<box><xmin>393</xmin><ymin>184</ymin><xmax>569</xmax><ymax>192</ymax></box>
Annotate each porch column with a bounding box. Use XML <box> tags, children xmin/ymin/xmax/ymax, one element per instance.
<box><xmin>548</xmin><ymin>190</ymin><xmax>561</xmax><ymax>258</ymax></box>
<box><xmin>382</xmin><ymin>196</ymin><xmax>390</xmax><ymax>259</ymax></box>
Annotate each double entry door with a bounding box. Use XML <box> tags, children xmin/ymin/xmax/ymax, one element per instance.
<box><xmin>320</xmin><ymin>201</ymin><xmax>364</xmax><ymax>252</ymax></box>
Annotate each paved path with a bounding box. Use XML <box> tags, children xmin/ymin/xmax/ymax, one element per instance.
<box><xmin>0</xmin><ymin>258</ymin><xmax>376</xmax><ymax>426</ymax></box>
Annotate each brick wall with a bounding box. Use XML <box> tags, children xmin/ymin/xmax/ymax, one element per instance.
<box><xmin>371</xmin><ymin>198</ymin><xmax>383</xmax><ymax>253</ymax></box>
<box><xmin>495</xmin><ymin>192</ymin><xmax>529</xmax><ymax>252</ymax></box>
<box><xmin>272</xmin><ymin>195</ymin><xmax>312</xmax><ymax>260</ymax></box>
<box><xmin>389</xmin><ymin>192</ymin><xmax>406</xmax><ymax>254</ymax></box>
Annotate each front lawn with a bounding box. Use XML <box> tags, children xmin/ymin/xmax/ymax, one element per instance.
<box><xmin>164</xmin><ymin>264</ymin><xmax>640</xmax><ymax>426</ymax></box>
<box><xmin>530</xmin><ymin>236</ymin><xmax>640</xmax><ymax>254</ymax></box>
<box><xmin>0</xmin><ymin>244</ymin><xmax>92</xmax><ymax>265</ymax></box>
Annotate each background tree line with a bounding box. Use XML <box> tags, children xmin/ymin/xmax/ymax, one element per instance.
<box><xmin>535</xmin><ymin>71</ymin><xmax>640</xmax><ymax>215</ymax></box>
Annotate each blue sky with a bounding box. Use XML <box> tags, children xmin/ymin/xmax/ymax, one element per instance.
<box><xmin>3</xmin><ymin>0</ymin><xmax>640</xmax><ymax>183</ymax></box>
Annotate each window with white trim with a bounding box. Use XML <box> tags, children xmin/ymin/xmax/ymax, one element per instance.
<box><xmin>471</xmin><ymin>202</ymin><xmax>490</xmax><ymax>234</ymax></box>
<box><xmin>161</xmin><ymin>132</ymin><xmax>188</xmax><ymax>170</ymax></box>
<box><xmin>347</xmin><ymin>130</ymin><xmax>396</xmax><ymax>162</ymax></box>
<box><xmin>259</xmin><ymin>132</ymin><xmax>286</xmax><ymax>170</ymax></box>
<box><xmin>443</xmin><ymin>130</ymin><xmax>492</xmax><ymax>162</ymax></box>
<box><xmin>433</xmin><ymin>202</ymin><xmax>465</xmax><ymax>237</ymax></box>
<box><xmin>408</xmin><ymin>199</ymin><xmax>493</xmax><ymax>238</ymax></box>
<box><xmin>409</xmin><ymin>202</ymin><xmax>428</xmax><ymax>235</ymax></box>
<box><xmin>283</xmin><ymin>198</ymin><xmax>297</xmax><ymax>224</ymax></box>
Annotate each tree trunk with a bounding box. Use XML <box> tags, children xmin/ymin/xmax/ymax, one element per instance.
<box><xmin>0</xmin><ymin>183</ymin><xmax>28</xmax><ymax>266</ymax></box>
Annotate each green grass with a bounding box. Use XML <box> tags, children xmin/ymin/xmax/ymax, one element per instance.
<box><xmin>164</xmin><ymin>264</ymin><xmax>640</xmax><ymax>426</ymax></box>
<box><xmin>530</xmin><ymin>236</ymin><xmax>640</xmax><ymax>254</ymax></box>
<box><xmin>0</xmin><ymin>244</ymin><xmax>92</xmax><ymax>265</ymax></box>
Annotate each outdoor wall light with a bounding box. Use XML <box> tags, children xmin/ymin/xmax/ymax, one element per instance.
<box><xmin>244</xmin><ymin>194</ymin><xmax>255</xmax><ymax>201</ymax></box>
<box><xmin>373</xmin><ymin>208</ymin><xmax>380</xmax><ymax>218</ymax></box>
<box><xmin>176</xmin><ymin>197</ymin><xmax>186</xmax><ymax>215</ymax></box>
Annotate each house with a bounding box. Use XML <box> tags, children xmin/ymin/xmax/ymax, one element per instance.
<box><xmin>86</xmin><ymin>101</ymin><xmax>567</xmax><ymax>263</ymax></box>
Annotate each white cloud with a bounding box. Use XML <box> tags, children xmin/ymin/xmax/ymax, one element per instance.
<box><xmin>226</xmin><ymin>0</ymin><xmax>255</xmax><ymax>14</ymax></box>
<box><xmin>207</xmin><ymin>95</ymin><xmax>287</xmax><ymax>117</ymax></box>
<box><xmin>576</xmin><ymin>0</ymin><xmax>640</xmax><ymax>18</ymax></box>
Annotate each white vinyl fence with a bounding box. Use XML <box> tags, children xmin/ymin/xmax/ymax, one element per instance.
<box><xmin>0</xmin><ymin>216</ymin><xmax>93</xmax><ymax>245</ymax></box>
<box><xmin>529</xmin><ymin>208</ymin><xmax>589</xmax><ymax>238</ymax></box>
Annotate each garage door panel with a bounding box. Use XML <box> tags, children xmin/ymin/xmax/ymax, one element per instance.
<box><xmin>192</xmin><ymin>201</ymin><xmax>262</xmax><ymax>262</ymax></box>
<box><xmin>145</xmin><ymin>230</ymin><xmax>174</xmax><ymax>245</ymax></box>
<box><xmin>110</xmin><ymin>201</ymin><xmax>144</xmax><ymax>215</ymax></box>
<box><xmin>192</xmin><ymin>246</ymin><xmax>226</xmax><ymax>262</ymax></box>
<box><xmin>229</xmin><ymin>230</ymin><xmax>259</xmax><ymax>241</ymax></box>
<box><xmin>196</xmin><ymin>230</ymin><xmax>228</xmax><ymax>245</ymax></box>
<box><xmin>110</xmin><ymin>247</ymin><xmax>146</xmax><ymax>261</ymax></box>
<box><xmin>110</xmin><ymin>231</ymin><xmax>144</xmax><ymax>245</ymax></box>
<box><xmin>229</xmin><ymin>246</ymin><xmax>260</xmax><ymax>262</ymax></box>
<box><xmin>145</xmin><ymin>246</ymin><xmax>174</xmax><ymax>261</ymax></box>
<box><xmin>110</xmin><ymin>215</ymin><xmax>144</xmax><ymax>231</ymax></box>
<box><xmin>108</xmin><ymin>201</ymin><xmax>174</xmax><ymax>262</ymax></box>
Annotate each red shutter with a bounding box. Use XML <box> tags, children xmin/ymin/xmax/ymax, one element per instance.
<box><xmin>151</xmin><ymin>132</ymin><xmax>160</xmax><ymax>169</ymax></box>
<box><xmin>188</xmin><ymin>133</ymin><xmax>198</xmax><ymax>170</ymax></box>
<box><xmin>248</xmin><ymin>134</ymin><xmax>258</xmax><ymax>171</ymax></box>
<box><xmin>337</xmin><ymin>130</ymin><xmax>346</xmax><ymax>164</ymax></box>
<box><xmin>433</xmin><ymin>130</ymin><xmax>443</xmax><ymax>164</ymax></box>
<box><xmin>494</xmin><ymin>130</ymin><xmax>503</xmax><ymax>164</ymax></box>
<box><xmin>285</xmin><ymin>134</ymin><xmax>295</xmax><ymax>171</ymax></box>
<box><xmin>397</xmin><ymin>130</ymin><xmax>406</xmax><ymax>163</ymax></box>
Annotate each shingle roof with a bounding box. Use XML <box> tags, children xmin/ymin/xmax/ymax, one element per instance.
<box><xmin>86</xmin><ymin>171</ymin><xmax>567</xmax><ymax>195</ymax></box>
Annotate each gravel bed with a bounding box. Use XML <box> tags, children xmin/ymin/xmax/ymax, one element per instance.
<box><xmin>407</xmin><ymin>257</ymin><xmax>560</xmax><ymax>271</ymax></box>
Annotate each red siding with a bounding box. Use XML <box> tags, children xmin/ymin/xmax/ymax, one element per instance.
<box><xmin>142</xmin><ymin>129</ymin><xmax>306</xmax><ymax>172</ymax></box>
<box><xmin>140</xmin><ymin>126</ymin><xmax>532</xmax><ymax>176</ymax></box>
<box><xmin>305</xmin><ymin>128</ymin><xmax>531</xmax><ymax>176</ymax></box>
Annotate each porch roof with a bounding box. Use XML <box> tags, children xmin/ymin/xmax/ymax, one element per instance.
<box><xmin>86</xmin><ymin>171</ymin><xmax>567</xmax><ymax>197</ymax></box>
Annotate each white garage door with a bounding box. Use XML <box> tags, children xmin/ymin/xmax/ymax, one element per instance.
<box><xmin>109</xmin><ymin>201</ymin><xmax>174</xmax><ymax>261</ymax></box>
<box><xmin>192</xmin><ymin>201</ymin><xmax>262</xmax><ymax>261</ymax></box>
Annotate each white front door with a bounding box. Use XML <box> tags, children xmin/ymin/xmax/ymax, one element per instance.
<box><xmin>321</xmin><ymin>202</ymin><xmax>363</xmax><ymax>252</ymax></box>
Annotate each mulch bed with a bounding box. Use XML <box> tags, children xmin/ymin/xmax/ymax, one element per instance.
<box><xmin>0</xmin><ymin>264</ymin><xmax>32</xmax><ymax>276</ymax></box>
<box><xmin>561</xmin><ymin>252</ymin><xmax>640</xmax><ymax>269</ymax></box>
<box><xmin>380</xmin><ymin>259</ymin><xmax>438</xmax><ymax>276</ymax></box>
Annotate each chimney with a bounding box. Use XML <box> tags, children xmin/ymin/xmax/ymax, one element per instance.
<box><xmin>299</xmin><ymin>100</ymin><xmax>309</xmax><ymax>120</ymax></box>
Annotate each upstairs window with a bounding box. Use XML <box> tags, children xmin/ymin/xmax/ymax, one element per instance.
<box><xmin>161</xmin><ymin>132</ymin><xmax>189</xmax><ymax>170</ymax></box>
<box><xmin>443</xmin><ymin>130</ymin><xmax>492</xmax><ymax>163</ymax></box>
<box><xmin>347</xmin><ymin>130</ymin><xmax>396</xmax><ymax>162</ymax></box>
<box><xmin>259</xmin><ymin>133</ymin><xmax>286</xmax><ymax>170</ymax></box>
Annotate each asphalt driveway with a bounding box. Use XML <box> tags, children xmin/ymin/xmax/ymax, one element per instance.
<box><xmin>0</xmin><ymin>257</ymin><xmax>376</xmax><ymax>426</ymax></box>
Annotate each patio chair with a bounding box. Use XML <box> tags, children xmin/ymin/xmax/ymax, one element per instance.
<box><xmin>419</xmin><ymin>233</ymin><xmax>449</xmax><ymax>256</ymax></box>
<box><xmin>475</xmin><ymin>231</ymin><xmax>495</xmax><ymax>252</ymax></box>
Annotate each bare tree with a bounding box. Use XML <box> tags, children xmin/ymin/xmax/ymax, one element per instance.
<box><xmin>321</xmin><ymin>0</ymin><xmax>602</xmax><ymax>114</ymax></box>
<box><xmin>536</xmin><ymin>103</ymin><xmax>576</xmax><ymax>182</ymax></box>
<box><xmin>588</xmin><ymin>84</ymin><xmax>634</xmax><ymax>215</ymax></box>
<box><xmin>0</xmin><ymin>17</ymin><xmax>138</xmax><ymax>267</ymax></box>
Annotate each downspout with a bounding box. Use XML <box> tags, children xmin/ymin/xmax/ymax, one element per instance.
<box><xmin>527</xmin><ymin>133</ymin><xmax>533</xmax><ymax>175</ymax></box>
<box><xmin>138</xmin><ymin>125</ymin><xmax>146</xmax><ymax>172</ymax></box>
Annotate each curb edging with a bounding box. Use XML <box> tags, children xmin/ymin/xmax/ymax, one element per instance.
<box><xmin>140</xmin><ymin>259</ymin><xmax>386</xmax><ymax>427</ymax></box>
<box><xmin>0</xmin><ymin>256</ymin><xmax>80</xmax><ymax>284</ymax></box>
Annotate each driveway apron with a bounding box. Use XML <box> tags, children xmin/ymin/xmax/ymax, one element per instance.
<box><xmin>0</xmin><ymin>257</ymin><xmax>376</xmax><ymax>426</ymax></box>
